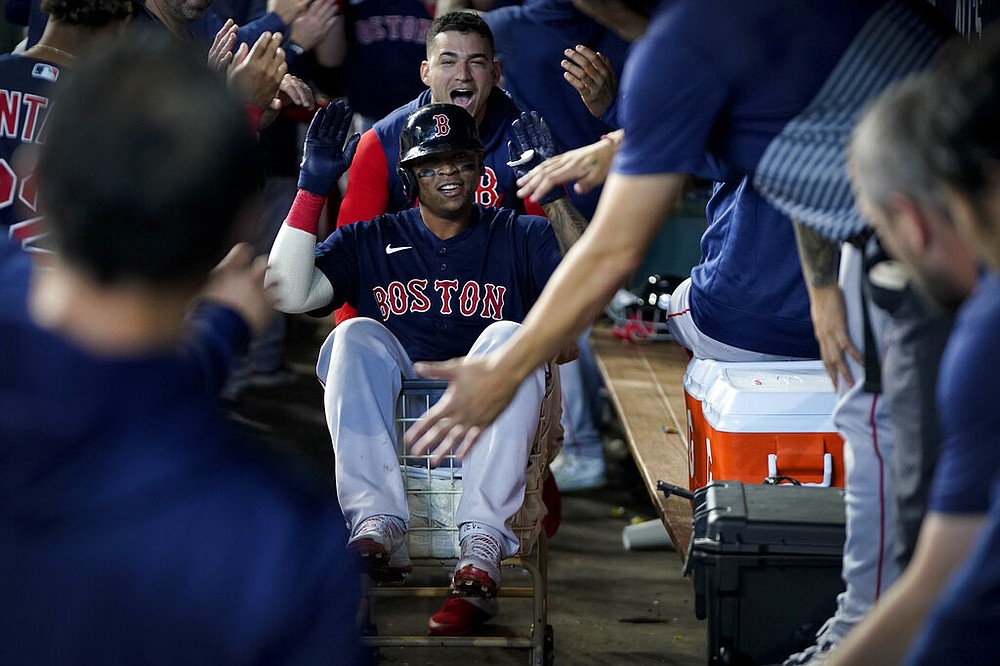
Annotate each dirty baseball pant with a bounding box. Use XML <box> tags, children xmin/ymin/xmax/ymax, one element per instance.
<box><xmin>317</xmin><ymin>317</ymin><xmax>548</xmax><ymax>559</ymax></box>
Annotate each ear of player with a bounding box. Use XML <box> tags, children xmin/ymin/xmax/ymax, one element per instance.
<box><xmin>298</xmin><ymin>101</ymin><xmax>361</xmax><ymax>196</ymax></box>
<box><xmin>506</xmin><ymin>111</ymin><xmax>564</xmax><ymax>205</ymax></box>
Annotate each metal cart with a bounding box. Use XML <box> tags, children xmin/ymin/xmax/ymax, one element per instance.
<box><xmin>360</xmin><ymin>377</ymin><xmax>558</xmax><ymax>665</ymax></box>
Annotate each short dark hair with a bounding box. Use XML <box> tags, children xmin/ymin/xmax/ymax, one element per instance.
<box><xmin>426</xmin><ymin>11</ymin><xmax>494</xmax><ymax>57</ymax></box>
<box><xmin>40</xmin><ymin>0</ymin><xmax>132</xmax><ymax>26</ymax></box>
<box><xmin>36</xmin><ymin>30</ymin><xmax>262</xmax><ymax>286</ymax></box>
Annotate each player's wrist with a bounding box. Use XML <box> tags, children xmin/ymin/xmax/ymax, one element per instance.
<box><xmin>537</xmin><ymin>186</ymin><xmax>566</xmax><ymax>206</ymax></box>
<box><xmin>285</xmin><ymin>190</ymin><xmax>326</xmax><ymax>234</ymax></box>
<box><xmin>599</xmin><ymin>130</ymin><xmax>623</xmax><ymax>149</ymax></box>
<box><xmin>297</xmin><ymin>160</ymin><xmax>340</xmax><ymax>196</ymax></box>
<box><xmin>243</xmin><ymin>103</ymin><xmax>265</xmax><ymax>132</ymax></box>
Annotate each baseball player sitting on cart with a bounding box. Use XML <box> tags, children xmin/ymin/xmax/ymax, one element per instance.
<box><xmin>266</xmin><ymin>100</ymin><xmax>569</xmax><ymax>635</ymax></box>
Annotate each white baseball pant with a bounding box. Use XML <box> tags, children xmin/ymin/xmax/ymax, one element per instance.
<box><xmin>665</xmin><ymin>277</ymin><xmax>809</xmax><ymax>362</ymax></box>
<box><xmin>316</xmin><ymin>317</ymin><xmax>547</xmax><ymax>559</ymax></box>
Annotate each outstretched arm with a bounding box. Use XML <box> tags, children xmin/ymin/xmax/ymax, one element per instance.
<box><xmin>406</xmin><ymin>171</ymin><xmax>686</xmax><ymax>462</ymax></box>
<box><xmin>266</xmin><ymin>101</ymin><xmax>359</xmax><ymax>313</ymax></box>
<box><xmin>183</xmin><ymin>243</ymin><xmax>273</xmax><ymax>394</ymax></box>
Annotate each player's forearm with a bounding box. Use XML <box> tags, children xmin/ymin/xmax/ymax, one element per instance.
<box><xmin>540</xmin><ymin>198</ymin><xmax>588</xmax><ymax>255</ymax></box>
<box><xmin>499</xmin><ymin>172</ymin><xmax>680</xmax><ymax>380</ymax></box>
<box><xmin>498</xmin><ymin>239</ymin><xmax>630</xmax><ymax>384</ymax></box>
<box><xmin>793</xmin><ymin>220</ymin><xmax>841</xmax><ymax>289</ymax></box>
<box><xmin>265</xmin><ymin>191</ymin><xmax>334</xmax><ymax>313</ymax></box>
<box><xmin>181</xmin><ymin>302</ymin><xmax>252</xmax><ymax>395</ymax></box>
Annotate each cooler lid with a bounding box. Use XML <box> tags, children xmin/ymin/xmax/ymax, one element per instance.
<box><xmin>702</xmin><ymin>364</ymin><xmax>837</xmax><ymax>433</ymax></box>
<box><xmin>683</xmin><ymin>359</ymin><xmax>824</xmax><ymax>400</ymax></box>
<box><xmin>683</xmin><ymin>358</ymin><xmax>723</xmax><ymax>398</ymax></box>
<box><xmin>692</xmin><ymin>481</ymin><xmax>846</xmax><ymax>555</ymax></box>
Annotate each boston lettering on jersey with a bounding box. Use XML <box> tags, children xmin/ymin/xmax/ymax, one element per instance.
<box><xmin>355</xmin><ymin>15</ymin><xmax>432</xmax><ymax>45</ymax></box>
<box><xmin>372</xmin><ymin>278</ymin><xmax>507</xmax><ymax>320</ymax></box>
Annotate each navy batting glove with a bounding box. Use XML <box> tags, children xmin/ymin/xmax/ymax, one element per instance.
<box><xmin>507</xmin><ymin>111</ymin><xmax>564</xmax><ymax>205</ymax></box>
<box><xmin>298</xmin><ymin>100</ymin><xmax>360</xmax><ymax>196</ymax></box>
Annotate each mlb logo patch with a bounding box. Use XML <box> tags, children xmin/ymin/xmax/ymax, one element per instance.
<box><xmin>31</xmin><ymin>63</ymin><xmax>59</xmax><ymax>82</ymax></box>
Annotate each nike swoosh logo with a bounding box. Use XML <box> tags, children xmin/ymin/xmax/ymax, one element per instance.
<box><xmin>385</xmin><ymin>244</ymin><xmax>413</xmax><ymax>255</ymax></box>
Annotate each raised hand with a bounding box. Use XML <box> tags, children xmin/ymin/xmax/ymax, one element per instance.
<box><xmin>507</xmin><ymin>111</ymin><xmax>563</xmax><ymax>205</ymax></box>
<box><xmin>267</xmin><ymin>0</ymin><xmax>309</xmax><ymax>26</ymax></box>
<box><xmin>290</xmin><ymin>0</ymin><xmax>340</xmax><ymax>52</ymax></box>
<box><xmin>298</xmin><ymin>100</ymin><xmax>360</xmax><ymax>196</ymax></box>
<box><xmin>276</xmin><ymin>74</ymin><xmax>314</xmax><ymax>109</ymax></box>
<box><xmin>208</xmin><ymin>19</ymin><xmax>238</xmax><ymax>73</ymax></box>
<box><xmin>561</xmin><ymin>44</ymin><xmax>617</xmax><ymax>118</ymax></box>
<box><xmin>228</xmin><ymin>31</ymin><xmax>287</xmax><ymax>111</ymax></box>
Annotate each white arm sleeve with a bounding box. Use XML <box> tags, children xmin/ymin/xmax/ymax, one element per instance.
<box><xmin>265</xmin><ymin>224</ymin><xmax>335</xmax><ymax>314</ymax></box>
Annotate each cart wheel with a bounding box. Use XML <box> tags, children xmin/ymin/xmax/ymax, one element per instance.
<box><xmin>543</xmin><ymin>624</ymin><xmax>554</xmax><ymax>666</ymax></box>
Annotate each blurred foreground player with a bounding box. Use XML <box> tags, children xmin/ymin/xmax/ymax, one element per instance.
<box><xmin>0</xmin><ymin>33</ymin><xmax>364</xmax><ymax>666</ymax></box>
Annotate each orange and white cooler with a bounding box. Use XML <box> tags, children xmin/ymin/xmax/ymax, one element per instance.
<box><xmin>700</xmin><ymin>362</ymin><xmax>845</xmax><ymax>488</ymax></box>
<box><xmin>683</xmin><ymin>358</ymin><xmax>727</xmax><ymax>491</ymax></box>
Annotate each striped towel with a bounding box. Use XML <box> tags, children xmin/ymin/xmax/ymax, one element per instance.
<box><xmin>753</xmin><ymin>0</ymin><xmax>946</xmax><ymax>241</ymax></box>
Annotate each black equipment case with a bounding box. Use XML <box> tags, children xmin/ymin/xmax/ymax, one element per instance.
<box><xmin>685</xmin><ymin>480</ymin><xmax>847</xmax><ymax>665</ymax></box>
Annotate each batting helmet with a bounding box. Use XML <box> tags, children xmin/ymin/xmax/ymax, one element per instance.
<box><xmin>398</xmin><ymin>103</ymin><xmax>483</xmax><ymax>201</ymax></box>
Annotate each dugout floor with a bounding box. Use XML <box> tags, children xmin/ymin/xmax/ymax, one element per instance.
<box><xmin>228</xmin><ymin>314</ymin><xmax>706</xmax><ymax>665</ymax></box>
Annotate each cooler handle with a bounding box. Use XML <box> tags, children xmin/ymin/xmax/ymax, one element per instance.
<box><xmin>767</xmin><ymin>452</ymin><xmax>832</xmax><ymax>487</ymax></box>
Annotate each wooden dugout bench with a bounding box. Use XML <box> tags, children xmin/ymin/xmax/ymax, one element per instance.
<box><xmin>589</xmin><ymin>324</ymin><xmax>693</xmax><ymax>563</ymax></box>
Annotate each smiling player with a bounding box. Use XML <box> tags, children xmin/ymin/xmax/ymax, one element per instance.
<box><xmin>267</xmin><ymin>100</ymin><xmax>569</xmax><ymax>636</ymax></box>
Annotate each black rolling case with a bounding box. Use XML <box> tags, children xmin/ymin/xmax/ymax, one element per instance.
<box><xmin>685</xmin><ymin>480</ymin><xmax>847</xmax><ymax>665</ymax></box>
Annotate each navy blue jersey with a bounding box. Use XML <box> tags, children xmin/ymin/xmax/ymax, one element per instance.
<box><xmin>0</xmin><ymin>54</ymin><xmax>59</xmax><ymax>245</ymax></box>
<box><xmin>928</xmin><ymin>271</ymin><xmax>1000</xmax><ymax>515</ymax></box>
<box><xmin>374</xmin><ymin>88</ymin><xmax>529</xmax><ymax>215</ymax></box>
<box><xmin>343</xmin><ymin>0</ymin><xmax>433</xmax><ymax>121</ymax></box>
<box><xmin>315</xmin><ymin>204</ymin><xmax>561</xmax><ymax>362</ymax></box>
<box><xmin>130</xmin><ymin>2</ymin><xmax>290</xmax><ymax>62</ymax></box>
<box><xmin>607</xmin><ymin>0</ymin><xmax>899</xmax><ymax>358</ymax></box>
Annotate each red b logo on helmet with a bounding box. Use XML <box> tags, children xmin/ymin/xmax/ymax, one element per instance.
<box><xmin>433</xmin><ymin>113</ymin><xmax>451</xmax><ymax>137</ymax></box>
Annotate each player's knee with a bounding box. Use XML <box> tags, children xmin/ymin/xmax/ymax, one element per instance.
<box><xmin>469</xmin><ymin>320</ymin><xmax>521</xmax><ymax>356</ymax></box>
<box><xmin>334</xmin><ymin>317</ymin><xmax>391</xmax><ymax>347</ymax></box>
